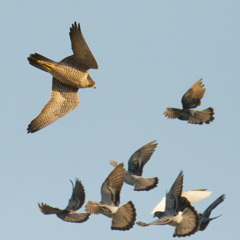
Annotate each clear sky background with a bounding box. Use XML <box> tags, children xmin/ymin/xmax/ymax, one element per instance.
<box><xmin>1</xmin><ymin>0</ymin><xmax>239</xmax><ymax>239</ymax></box>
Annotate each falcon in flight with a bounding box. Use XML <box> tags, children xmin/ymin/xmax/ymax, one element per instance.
<box><xmin>27</xmin><ymin>21</ymin><xmax>98</xmax><ymax>133</ymax></box>
<box><xmin>163</xmin><ymin>79</ymin><xmax>214</xmax><ymax>124</ymax></box>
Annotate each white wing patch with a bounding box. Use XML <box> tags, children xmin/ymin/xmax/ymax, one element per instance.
<box><xmin>182</xmin><ymin>190</ymin><xmax>211</xmax><ymax>204</ymax></box>
<box><xmin>151</xmin><ymin>190</ymin><xmax>211</xmax><ymax>214</ymax></box>
<box><xmin>151</xmin><ymin>197</ymin><xmax>166</xmax><ymax>214</ymax></box>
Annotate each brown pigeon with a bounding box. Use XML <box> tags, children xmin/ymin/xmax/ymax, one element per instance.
<box><xmin>163</xmin><ymin>79</ymin><xmax>214</xmax><ymax>124</ymax></box>
<box><xmin>27</xmin><ymin>22</ymin><xmax>98</xmax><ymax>133</ymax></box>
<box><xmin>38</xmin><ymin>179</ymin><xmax>89</xmax><ymax>223</ymax></box>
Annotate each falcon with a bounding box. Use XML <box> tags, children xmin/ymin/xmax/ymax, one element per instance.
<box><xmin>85</xmin><ymin>163</ymin><xmax>137</xmax><ymax>230</ymax></box>
<box><xmin>38</xmin><ymin>179</ymin><xmax>89</xmax><ymax>223</ymax></box>
<box><xmin>27</xmin><ymin>21</ymin><xmax>98</xmax><ymax>133</ymax></box>
<box><xmin>110</xmin><ymin>140</ymin><xmax>159</xmax><ymax>191</ymax></box>
<box><xmin>163</xmin><ymin>79</ymin><xmax>214</xmax><ymax>124</ymax></box>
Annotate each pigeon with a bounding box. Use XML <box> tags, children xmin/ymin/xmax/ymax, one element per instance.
<box><xmin>27</xmin><ymin>21</ymin><xmax>98</xmax><ymax>133</ymax></box>
<box><xmin>163</xmin><ymin>79</ymin><xmax>214</xmax><ymax>124</ymax></box>
<box><xmin>110</xmin><ymin>140</ymin><xmax>158</xmax><ymax>191</ymax></box>
<box><xmin>137</xmin><ymin>171</ymin><xmax>200</xmax><ymax>237</ymax></box>
<box><xmin>38</xmin><ymin>179</ymin><xmax>89</xmax><ymax>223</ymax></box>
<box><xmin>85</xmin><ymin>163</ymin><xmax>136</xmax><ymax>230</ymax></box>
<box><xmin>151</xmin><ymin>189</ymin><xmax>212</xmax><ymax>213</ymax></box>
<box><xmin>199</xmin><ymin>194</ymin><xmax>225</xmax><ymax>231</ymax></box>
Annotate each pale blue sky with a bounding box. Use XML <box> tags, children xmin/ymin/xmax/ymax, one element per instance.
<box><xmin>1</xmin><ymin>1</ymin><xmax>239</xmax><ymax>239</ymax></box>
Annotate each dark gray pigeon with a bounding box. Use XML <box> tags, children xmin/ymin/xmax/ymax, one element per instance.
<box><xmin>163</xmin><ymin>79</ymin><xmax>214</xmax><ymax>124</ymax></box>
<box><xmin>199</xmin><ymin>194</ymin><xmax>225</xmax><ymax>231</ymax></box>
<box><xmin>137</xmin><ymin>171</ymin><xmax>200</xmax><ymax>238</ymax></box>
<box><xmin>38</xmin><ymin>179</ymin><xmax>89</xmax><ymax>223</ymax></box>
<box><xmin>110</xmin><ymin>140</ymin><xmax>158</xmax><ymax>191</ymax></box>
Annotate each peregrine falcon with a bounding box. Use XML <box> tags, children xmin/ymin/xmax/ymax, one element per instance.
<box><xmin>27</xmin><ymin>22</ymin><xmax>98</xmax><ymax>133</ymax></box>
<box><xmin>163</xmin><ymin>79</ymin><xmax>214</xmax><ymax>124</ymax></box>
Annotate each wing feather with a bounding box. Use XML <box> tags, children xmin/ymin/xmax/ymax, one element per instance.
<box><xmin>128</xmin><ymin>140</ymin><xmax>158</xmax><ymax>176</ymax></box>
<box><xmin>163</xmin><ymin>108</ymin><xmax>183</xmax><ymax>119</ymax></box>
<box><xmin>166</xmin><ymin>171</ymin><xmax>184</xmax><ymax>212</ymax></box>
<box><xmin>101</xmin><ymin>164</ymin><xmax>125</xmax><ymax>206</ymax></box>
<box><xmin>65</xmin><ymin>179</ymin><xmax>86</xmax><ymax>211</ymax></box>
<box><xmin>85</xmin><ymin>201</ymin><xmax>102</xmax><ymax>215</ymax></box>
<box><xmin>182</xmin><ymin>79</ymin><xmax>205</xmax><ymax>109</ymax></box>
<box><xmin>182</xmin><ymin>190</ymin><xmax>212</xmax><ymax>204</ymax></box>
<box><xmin>27</xmin><ymin>78</ymin><xmax>80</xmax><ymax>133</ymax></box>
<box><xmin>38</xmin><ymin>203</ymin><xmax>64</xmax><ymax>215</ymax></box>
<box><xmin>69</xmin><ymin>22</ymin><xmax>98</xmax><ymax>69</ymax></box>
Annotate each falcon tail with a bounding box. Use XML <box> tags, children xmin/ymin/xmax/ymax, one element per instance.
<box><xmin>28</xmin><ymin>53</ymin><xmax>55</xmax><ymax>72</ymax></box>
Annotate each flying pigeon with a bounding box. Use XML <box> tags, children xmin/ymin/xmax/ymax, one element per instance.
<box><xmin>198</xmin><ymin>194</ymin><xmax>225</xmax><ymax>231</ymax></box>
<box><xmin>110</xmin><ymin>140</ymin><xmax>158</xmax><ymax>191</ymax></box>
<box><xmin>85</xmin><ymin>163</ymin><xmax>136</xmax><ymax>230</ymax></box>
<box><xmin>163</xmin><ymin>79</ymin><xmax>214</xmax><ymax>124</ymax></box>
<box><xmin>38</xmin><ymin>179</ymin><xmax>89</xmax><ymax>223</ymax></box>
<box><xmin>137</xmin><ymin>171</ymin><xmax>200</xmax><ymax>237</ymax></box>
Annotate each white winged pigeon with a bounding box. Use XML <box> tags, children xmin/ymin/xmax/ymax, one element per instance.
<box><xmin>151</xmin><ymin>189</ymin><xmax>212</xmax><ymax>213</ymax></box>
<box><xmin>137</xmin><ymin>171</ymin><xmax>200</xmax><ymax>238</ymax></box>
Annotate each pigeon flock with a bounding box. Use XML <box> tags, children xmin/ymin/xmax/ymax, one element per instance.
<box><xmin>28</xmin><ymin>22</ymin><xmax>225</xmax><ymax>237</ymax></box>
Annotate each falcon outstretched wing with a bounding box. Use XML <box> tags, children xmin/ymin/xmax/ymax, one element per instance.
<box><xmin>69</xmin><ymin>21</ymin><xmax>98</xmax><ymax>69</ymax></box>
<box><xmin>27</xmin><ymin>78</ymin><xmax>80</xmax><ymax>133</ymax></box>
